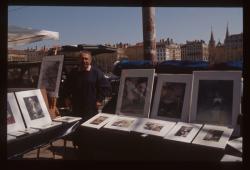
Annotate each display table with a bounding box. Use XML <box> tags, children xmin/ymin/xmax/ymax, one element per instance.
<box><xmin>76</xmin><ymin>126</ymin><xmax>242</xmax><ymax>161</ymax></box>
<box><xmin>7</xmin><ymin>121</ymin><xmax>81</xmax><ymax>159</ymax></box>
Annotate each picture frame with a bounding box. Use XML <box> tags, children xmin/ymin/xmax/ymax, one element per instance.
<box><xmin>7</xmin><ymin>93</ymin><xmax>26</xmax><ymax>133</ymax></box>
<box><xmin>189</xmin><ymin>71</ymin><xmax>242</xmax><ymax>128</ymax></box>
<box><xmin>81</xmin><ymin>113</ymin><xmax>115</xmax><ymax>129</ymax></box>
<box><xmin>164</xmin><ymin>122</ymin><xmax>203</xmax><ymax>143</ymax></box>
<box><xmin>53</xmin><ymin>116</ymin><xmax>82</xmax><ymax>123</ymax></box>
<box><xmin>15</xmin><ymin>89</ymin><xmax>53</xmax><ymax>128</ymax></box>
<box><xmin>132</xmin><ymin>118</ymin><xmax>176</xmax><ymax>137</ymax></box>
<box><xmin>192</xmin><ymin>124</ymin><xmax>234</xmax><ymax>149</ymax></box>
<box><xmin>104</xmin><ymin>115</ymin><xmax>138</xmax><ymax>132</ymax></box>
<box><xmin>116</xmin><ymin>69</ymin><xmax>155</xmax><ymax>118</ymax></box>
<box><xmin>38</xmin><ymin>55</ymin><xmax>64</xmax><ymax>97</ymax></box>
<box><xmin>151</xmin><ymin>74</ymin><xmax>192</xmax><ymax>122</ymax></box>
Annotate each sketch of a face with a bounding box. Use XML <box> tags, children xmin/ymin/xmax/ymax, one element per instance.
<box><xmin>7</xmin><ymin>101</ymin><xmax>16</xmax><ymax>125</ymax></box>
<box><xmin>175</xmin><ymin>126</ymin><xmax>193</xmax><ymax>137</ymax></box>
<box><xmin>41</xmin><ymin>61</ymin><xmax>60</xmax><ymax>92</ymax></box>
<box><xmin>121</xmin><ymin>77</ymin><xmax>148</xmax><ymax>114</ymax></box>
<box><xmin>157</xmin><ymin>82</ymin><xmax>186</xmax><ymax>118</ymax></box>
<box><xmin>112</xmin><ymin>119</ymin><xmax>134</xmax><ymax>128</ymax></box>
<box><xmin>203</xmin><ymin>129</ymin><xmax>223</xmax><ymax>142</ymax></box>
<box><xmin>196</xmin><ymin>80</ymin><xmax>233</xmax><ymax>125</ymax></box>
<box><xmin>144</xmin><ymin>122</ymin><xmax>163</xmax><ymax>132</ymax></box>
<box><xmin>24</xmin><ymin>96</ymin><xmax>45</xmax><ymax>120</ymax></box>
<box><xmin>90</xmin><ymin>116</ymin><xmax>108</xmax><ymax>125</ymax></box>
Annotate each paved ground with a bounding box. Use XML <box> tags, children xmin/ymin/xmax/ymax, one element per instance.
<box><xmin>21</xmin><ymin>139</ymin><xmax>79</xmax><ymax>160</ymax></box>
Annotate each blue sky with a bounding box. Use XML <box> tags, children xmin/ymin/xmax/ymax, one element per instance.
<box><xmin>8</xmin><ymin>6</ymin><xmax>243</xmax><ymax>49</ymax></box>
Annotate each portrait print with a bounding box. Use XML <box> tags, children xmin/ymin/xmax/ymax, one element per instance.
<box><xmin>157</xmin><ymin>82</ymin><xmax>186</xmax><ymax>119</ymax></box>
<box><xmin>40</xmin><ymin>61</ymin><xmax>60</xmax><ymax>92</ymax></box>
<box><xmin>203</xmin><ymin>129</ymin><xmax>223</xmax><ymax>142</ymax></box>
<box><xmin>23</xmin><ymin>96</ymin><xmax>44</xmax><ymax>120</ymax></box>
<box><xmin>196</xmin><ymin>80</ymin><xmax>233</xmax><ymax>125</ymax></box>
<box><xmin>90</xmin><ymin>116</ymin><xmax>108</xmax><ymax>125</ymax></box>
<box><xmin>175</xmin><ymin>126</ymin><xmax>193</xmax><ymax>137</ymax></box>
<box><xmin>7</xmin><ymin>101</ymin><xmax>16</xmax><ymax>125</ymax></box>
<box><xmin>112</xmin><ymin>119</ymin><xmax>134</xmax><ymax>128</ymax></box>
<box><xmin>144</xmin><ymin>122</ymin><xmax>163</xmax><ymax>132</ymax></box>
<box><xmin>120</xmin><ymin>77</ymin><xmax>148</xmax><ymax>114</ymax></box>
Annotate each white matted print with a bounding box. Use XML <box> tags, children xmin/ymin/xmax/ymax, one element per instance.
<box><xmin>53</xmin><ymin>116</ymin><xmax>82</xmax><ymax>123</ymax></box>
<box><xmin>116</xmin><ymin>69</ymin><xmax>155</xmax><ymax>118</ymax></box>
<box><xmin>190</xmin><ymin>71</ymin><xmax>241</xmax><ymax>128</ymax></box>
<box><xmin>151</xmin><ymin>74</ymin><xmax>192</xmax><ymax>122</ymax></box>
<box><xmin>38</xmin><ymin>55</ymin><xmax>64</xmax><ymax>97</ymax></box>
<box><xmin>81</xmin><ymin>113</ymin><xmax>115</xmax><ymax>129</ymax></box>
<box><xmin>15</xmin><ymin>89</ymin><xmax>52</xmax><ymax>128</ymax></box>
<box><xmin>227</xmin><ymin>137</ymin><xmax>242</xmax><ymax>153</ymax></box>
<box><xmin>164</xmin><ymin>122</ymin><xmax>202</xmax><ymax>143</ymax></box>
<box><xmin>7</xmin><ymin>93</ymin><xmax>26</xmax><ymax>133</ymax></box>
<box><xmin>192</xmin><ymin>124</ymin><xmax>234</xmax><ymax>149</ymax></box>
<box><xmin>104</xmin><ymin>115</ymin><xmax>138</xmax><ymax>132</ymax></box>
<box><xmin>132</xmin><ymin>118</ymin><xmax>176</xmax><ymax>137</ymax></box>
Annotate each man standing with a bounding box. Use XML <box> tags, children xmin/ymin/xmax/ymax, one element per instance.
<box><xmin>63</xmin><ymin>50</ymin><xmax>111</xmax><ymax>121</ymax></box>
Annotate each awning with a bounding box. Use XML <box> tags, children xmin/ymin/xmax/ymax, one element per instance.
<box><xmin>8</xmin><ymin>25</ymin><xmax>59</xmax><ymax>47</ymax></box>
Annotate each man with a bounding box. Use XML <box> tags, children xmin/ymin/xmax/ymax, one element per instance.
<box><xmin>63</xmin><ymin>50</ymin><xmax>111</xmax><ymax>121</ymax></box>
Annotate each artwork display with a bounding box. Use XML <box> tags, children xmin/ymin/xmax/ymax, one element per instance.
<box><xmin>164</xmin><ymin>122</ymin><xmax>203</xmax><ymax>143</ymax></box>
<box><xmin>227</xmin><ymin>137</ymin><xmax>242</xmax><ymax>153</ymax></box>
<box><xmin>116</xmin><ymin>69</ymin><xmax>155</xmax><ymax>118</ymax></box>
<box><xmin>132</xmin><ymin>118</ymin><xmax>176</xmax><ymax>137</ymax></box>
<box><xmin>192</xmin><ymin>124</ymin><xmax>234</xmax><ymax>149</ymax></box>
<box><xmin>8</xmin><ymin>130</ymin><xmax>27</xmax><ymax>137</ymax></box>
<box><xmin>151</xmin><ymin>74</ymin><xmax>192</xmax><ymax>122</ymax></box>
<box><xmin>53</xmin><ymin>116</ymin><xmax>82</xmax><ymax>123</ymax></box>
<box><xmin>81</xmin><ymin>113</ymin><xmax>115</xmax><ymax>129</ymax></box>
<box><xmin>104</xmin><ymin>115</ymin><xmax>138</xmax><ymax>132</ymax></box>
<box><xmin>15</xmin><ymin>89</ymin><xmax>54</xmax><ymax>129</ymax></box>
<box><xmin>7</xmin><ymin>93</ymin><xmax>26</xmax><ymax>133</ymax></box>
<box><xmin>38</xmin><ymin>55</ymin><xmax>64</xmax><ymax>97</ymax></box>
<box><xmin>190</xmin><ymin>71</ymin><xmax>241</xmax><ymax>128</ymax></box>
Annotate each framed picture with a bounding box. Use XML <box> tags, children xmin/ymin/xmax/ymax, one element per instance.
<box><xmin>151</xmin><ymin>74</ymin><xmax>192</xmax><ymax>122</ymax></box>
<box><xmin>15</xmin><ymin>89</ymin><xmax>53</xmax><ymax>128</ymax></box>
<box><xmin>104</xmin><ymin>115</ymin><xmax>138</xmax><ymax>132</ymax></box>
<box><xmin>116</xmin><ymin>69</ymin><xmax>155</xmax><ymax>118</ymax></box>
<box><xmin>81</xmin><ymin>113</ymin><xmax>115</xmax><ymax>129</ymax></box>
<box><xmin>53</xmin><ymin>116</ymin><xmax>82</xmax><ymax>123</ymax></box>
<box><xmin>164</xmin><ymin>122</ymin><xmax>202</xmax><ymax>143</ymax></box>
<box><xmin>132</xmin><ymin>118</ymin><xmax>176</xmax><ymax>137</ymax></box>
<box><xmin>190</xmin><ymin>71</ymin><xmax>241</xmax><ymax>128</ymax></box>
<box><xmin>7</xmin><ymin>93</ymin><xmax>26</xmax><ymax>133</ymax></box>
<box><xmin>38</xmin><ymin>55</ymin><xmax>64</xmax><ymax>97</ymax></box>
<box><xmin>192</xmin><ymin>124</ymin><xmax>234</xmax><ymax>149</ymax></box>
<box><xmin>227</xmin><ymin>137</ymin><xmax>242</xmax><ymax>153</ymax></box>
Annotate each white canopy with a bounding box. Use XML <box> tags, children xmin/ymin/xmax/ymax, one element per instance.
<box><xmin>8</xmin><ymin>25</ymin><xmax>59</xmax><ymax>47</ymax></box>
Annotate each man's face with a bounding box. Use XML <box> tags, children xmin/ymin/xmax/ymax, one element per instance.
<box><xmin>81</xmin><ymin>53</ymin><xmax>92</xmax><ymax>70</ymax></box>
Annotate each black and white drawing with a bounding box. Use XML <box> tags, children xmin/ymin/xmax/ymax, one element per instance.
<box><xmin>116</xmin><ymin>69</ymin><xmax>155</xmax><ymax>118</ymax></box>
<box><xmin>175</xmin><ymin>126</ymin><xmax>193</xmax><ymax>137</ymax></box>
<box><xmin>38</xmin><ymin>55</ymin><xmax>64</xmax><ymax>97</ymax></box>
<box><xmin>203</xmin><ymin>129</ymin><xmax>223</xmax><ymax>142</ymax></box>
<box><xmin>151</xmin><ymin>74</ymin><xmax>192</xmax><ymax>122</ymax></box>
<box><xmin>190</xmin><ymin>71</ymin><xmax>242</xmax><ymax>128</ymax></box>
<box><xmin>23</xmin><ymin>96</ymin><xmax>44</xmax><ymax>120</ymax></box>
<box><xmin>81</xmin><ymin>113</ymin><xmax>115</xmax><ymax>129</ymax></box>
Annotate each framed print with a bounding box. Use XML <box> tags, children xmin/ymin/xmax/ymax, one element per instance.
<box><xmin>164</xmin><ymin>122</ymin><xmax>202</xmax><ymax>143</ymax></box>
<box><xmin>15</xmin><ymin>89</ymin><xmax>53</xmax><ymax>128</ymax></box>
<box><xmin>132</xmin><ymin>118</ymin><xmax>176</xmax><ymax>137</ymax></box>
<box><xmin>104</xmin><ymin>115</ymin><xmax>138</xmax><ymax>132</ymax></box>
<box><xmin>81</xmin><ymin>113</ymin><xmax>115</xmax><ymax>129</ymax></box>
<box><xmin>53</xmin><ymin>116</ymin><xmax>82</xmax><ymax>123</ymax></box>
<box><xmin>151</xmin><ymin>74</ymin><xmax>192</xmax><ymax>122</ymax></box>
<box><xmin>227</xmin><ymin>137</ymin><xmax>242</xmax><ymax>153</ymax></box>
<box><xmin>220</xmin><ymin>154</ymin><xmax>242</xmax><ymax>162</ymax></box>
<box><xmin>7</xmin><ymin>93</ymin><xmax>26</xmax><ymax>133</ymax></box>
<box><xmin>116</xmin><ymin>69</ymin><xmax>155</xmax><ymax>118</ymax></box>
<box><xmin>38</xmin><ymin>55</ymin><xmax>64</xmax><ymax>97</ymax></box>
<box><xmin>192</xmin><ymin>124</ymin><xmax>234</xmax><ymax>149</ymax></box>
<box><xmin>190</xmin><ymin>71</ymin><xmax>241</xmax><ymax>128</ymax></box>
